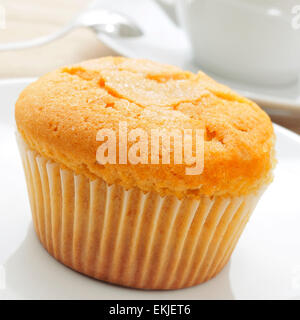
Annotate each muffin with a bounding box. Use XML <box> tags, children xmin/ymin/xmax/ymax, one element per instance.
<box><xmin>15</xmin><ymin>57</ymin><xmax>275</xmax><ymax>290</ymax></box>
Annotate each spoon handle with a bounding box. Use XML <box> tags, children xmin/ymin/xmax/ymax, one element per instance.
<box><xmin>0</xmin><ymin>24</ymin><xmax>75</xmax><ymax>51</ymax></box>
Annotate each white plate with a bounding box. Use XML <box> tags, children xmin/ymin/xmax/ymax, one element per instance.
<box><xmin>90</xmin><ymin>0</ymin><xmax>300</xmax><ymax>115</ymax></box>
<box><xmin>0</xmin><ymin>78</ymin><xmax>300</xmax><ymax>300</ymax></box>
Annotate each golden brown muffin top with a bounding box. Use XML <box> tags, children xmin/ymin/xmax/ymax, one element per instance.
<box><xmin>15</xmin><ymin>57</ymin><xmax>275</xmax><ymax>198</ymax></box>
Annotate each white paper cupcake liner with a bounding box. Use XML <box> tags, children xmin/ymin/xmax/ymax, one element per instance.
<box><xmin>17</xmin><ymin>135</ymin><xmax>265</xmax><ymax>290</ymax></box>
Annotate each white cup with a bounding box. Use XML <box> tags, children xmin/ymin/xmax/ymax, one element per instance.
<box><xmin>155</xmin><ymin>0</ymin><xmax>300</xmax><ymax>86</ymax></box>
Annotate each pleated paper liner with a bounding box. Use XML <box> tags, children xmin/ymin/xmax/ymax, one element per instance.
<box><xmin>17</xmin><ymin>135</ymin><xmax>265</xmax><ymax>290</ymax></box>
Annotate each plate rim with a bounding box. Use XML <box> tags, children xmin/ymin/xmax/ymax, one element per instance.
<box><xmin>0</xmin><ymin>77</ymin><xmax>37</xmax><ymax>85</ymax></box>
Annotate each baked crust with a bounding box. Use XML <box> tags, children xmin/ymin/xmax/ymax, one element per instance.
<box><xmin>15</xmin><ymin>57</ymin><xmax>275</xmax><ymax>198</ymax></box>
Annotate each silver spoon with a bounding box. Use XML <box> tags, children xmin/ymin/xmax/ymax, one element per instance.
<box><xmin>0</xmin><ymin>8</ymin><xmax>143</xmax><ymax>51</ymax></box>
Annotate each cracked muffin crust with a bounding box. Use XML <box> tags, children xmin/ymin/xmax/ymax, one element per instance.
<box><xmin>15</xmin><ymin>57</ymin><xmax>275</xmax><ymax>198</ymax></box>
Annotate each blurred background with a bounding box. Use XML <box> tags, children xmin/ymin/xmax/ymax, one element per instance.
<box><xmin>0</xmin><ymin>0</ymin><xmax>299</xmax><ymax>133</ymax></box>
<box><xmin>0</xmin><ymin>0</ymin><xmax>116</xmax><ymax>76</ymax></box>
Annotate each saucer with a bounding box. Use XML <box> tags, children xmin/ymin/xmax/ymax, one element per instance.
<box><xmin>90</xmin><ymin>0</ymin><xmax>300</xmax><ymax>116</ymax></box>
